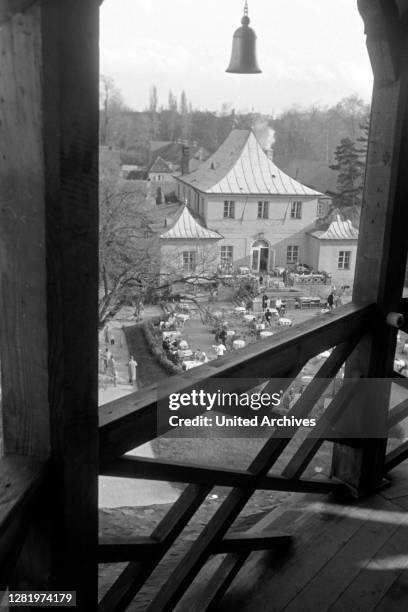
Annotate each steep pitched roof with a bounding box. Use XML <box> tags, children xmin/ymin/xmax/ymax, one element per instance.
<box><xmin>149</xmin><ymin>141</ymin><xmax>210</xmax><ymax>169</ymax></box>
<box><xmin>149</xmin><ymin>155</ymin><xmax>174</xmax><ymax>174</ymax></box>
<box><xmin>160</xmin><ymin>205</ymin><xmax>223</xmax><ymax>240</ymax></box>
<box><xmin>178</xmin><ymin>130</ymin><xmax>324</xmax><ymax>197</ymax></box>
<box><xmin>310</xmin><ymin>215</ymin><xmax>359</xmax><ymax>240</ymax></box>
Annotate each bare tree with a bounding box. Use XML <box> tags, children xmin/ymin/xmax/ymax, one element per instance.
<box><xmin>99</xmin><ymin>74</ymin><xmax>125</xmax><ymax>145</ymax></box>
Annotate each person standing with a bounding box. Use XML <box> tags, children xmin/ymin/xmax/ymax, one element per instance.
<box><xmin>107</xmin><ymin>355</ymin><xmax>116</xmax><ymax>385</ymax></box>
<box><xmin>213</xmin><ymin>342</ymin><xmax>227</xmax><ymax>358</ymax></box>
<box><xmin>128</xmin><ymin>356</ymin><xmax>138</xmax><ymax>385</ymax></box>
<box><xmin>103</xmin><ymin>347</ymin><xmax>112</xmax><ymax>372</ymax></box>
<box><xmin>219</xmin><ymin>327</ymin><xmax>227</xmax><ymax>345</ymax></box>
<box><xmin>275</xmin><ymin>297</ymin><xmax>283</xmax><ymax>315</ymax></box>
<box><xmin>327</xmin><ymin>292</ymin><xmax>334</xmax><ymax>309</ymax></box>
<box><xmin>262</xmin><ymin>294</ymin><xmax>268</xmax><ymax>311</ymax></box>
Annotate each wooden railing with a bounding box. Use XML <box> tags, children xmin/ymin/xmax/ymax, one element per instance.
<box><xmin>2</xmin><ymin>306</ymin><xmax>408</xmax><ymax>607</ymax></box>
<box><xmin>93</xmin><ymin>301</ymin><xmax>408</xmax><ymax>611</ymax></box>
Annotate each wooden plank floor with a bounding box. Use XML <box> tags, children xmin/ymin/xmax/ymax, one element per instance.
<box><xmin>177</xmin><ymin>464</ymin><xmax>408</xmax><ymax>612</ymax></box>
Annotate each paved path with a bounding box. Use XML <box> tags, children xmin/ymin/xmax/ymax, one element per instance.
<box><xmin>99</xmin><ymin>306</ymin><xmax>179</xmax><ymax>508</ymax></box>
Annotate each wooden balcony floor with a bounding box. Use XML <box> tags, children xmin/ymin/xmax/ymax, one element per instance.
<box><xmin>185</xmin><ymin>464</ymin><xmax>408</xmax><ymax>612</ymax></box>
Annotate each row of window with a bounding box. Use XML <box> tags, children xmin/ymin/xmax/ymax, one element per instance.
<box><xmin>182</xmin><ymin>248</ymin><xmax>352</xmax><ymax>271</ymax></box>
<box><xmin>223</xmin><ymin>200</ymin><xmax>304</xmax><ymax>219</ymax></box>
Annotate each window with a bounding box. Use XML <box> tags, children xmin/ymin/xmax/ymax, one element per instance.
<box><xmin>290</xmin><ymin>201</ymin><xmax>302</xmax><ymax>219</ymax></box>
<box><xmin>338</xmin><ymin>250</ymin><xmax>351</xmax><ymax>270</ymax></box>
<box><xmin>287</xmin><ymin>245</ymin><xmax>299</xmax><ymax>263</ymax></box>
<box><xmin>182</xmin><ymin>251</ymin><xmax>196</xmax><ymax>272</ymax></box>
<box><xmin>221</xmin><ymin>245</ymin><xmax>233</xmax><ymax>264</ymax></box>
<box><xmin>317</xmin><ymin>201</ymin><xmax>326</xmax><ymax>217</ymax></box>
<box><xmin>224</xmin><ymin>201</ymin><xmax>235</xmax><ymax>218</ymax></box>
<box><xmin>258</xmin><ymin>201</ymin><xmax>269</xmax><ymax>219</ymax></box>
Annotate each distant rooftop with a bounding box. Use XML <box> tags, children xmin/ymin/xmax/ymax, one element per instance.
<box><xmin>177</xmin><ymin>130</ymin><xmax>324</xmax><ymax>197</ymax></box>
<box><xmin>310</xmin><ymin>215</ymin><xmax>359</xmax><ymax>240</ymax></box>
<box><xmin>149</xmin><ymin>155</ymin><xmax>174</xmax><ymax>174</ymax></box>
<box><xmin>160</xmin><ymin>205</ymin><xmax>222</xmax><ymax>240</ymax></box>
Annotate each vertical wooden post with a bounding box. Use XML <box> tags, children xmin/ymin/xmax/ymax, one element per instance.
<box><xmin>0</xmin><ymin>0</ymin><xmax>99</xmax><ymax>608</ymax></box>
<box><xmin>332</xmin><ymin>0</ymin><xmax>408</xmax><ymax>492</ymax></box>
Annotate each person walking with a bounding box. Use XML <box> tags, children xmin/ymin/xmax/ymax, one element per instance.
<box><xmin>128</xmin><ymin>356</ymin><xmax>138</xmax><ymax>385</ymax></box>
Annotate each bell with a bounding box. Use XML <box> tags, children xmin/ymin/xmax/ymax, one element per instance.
<box><xmin>226</xmin><ymin>1</ymin><xmax>262</xmax><ymax>74</ymax></box>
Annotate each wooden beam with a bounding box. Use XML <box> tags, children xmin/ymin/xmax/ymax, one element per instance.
<box><xmin>282</xmin><ymin>382</ymin><xmax>356</xmax><ymax>480</ymax></box>
<box><xmin>189</xmin><ymin>552</ymin><xmax>250</xmax><ymax>612</ymax></box>
<box><xmin>101</xmin><ymin>456</ymin><xmax>347</xmax><ymax>495</ymax></box>
<box><xmin>99</xmin><ymin>303</ymin><xmax>375</xmax><ymax>466</ymax></box>
<box><xmin>0</xmin><ymin>457</ymin><xmax>47</xmax><ymax>586</ymax></box>
<box><xmin>0</xmin><ymin>0</ymin><xmax>100</xmax><ymax>606</ymax></box>
<box><xmin>332</xmin><ymin>2</ymin><xmax>408</xmax><ymax>493</ymax></box>
<box><xmin>0</xmin><ymin>1</ymin><xmax>49</xmax><ymax>457</ymax></box>
<box><xmin>98</xmin><ymin>537</ymin><xmax>162</xmax><ymax>563</ymax></box>
<box><xmin>214</xmin><ymin>531</ymin><xmax>291</xmax><ymax>554</ymax></box>
<box><xmin>0</xmin><ymin>0</ymin><xmax>37</xmax><ymax>26</ymax></box>
<box><xmin>358</xmin><ymin>0</ymin><xmax>404</xmax><ymax>85</ymax></box>
<box><xmin>385</xmin><ymin>440</ymin><xmax>408</xmax><ymax>471</ymax></box>
<box><xmin>145</xmin><ymin>341</ymin><xmax>355</xmax><ymax>611</ymax></box>
<box><xmin>98</xmin><ymin>484</ymin><xmax>211</xmax><ymax>612</ymax></box>
<box><xmin>388</xmin><ymin>397</ymin><xmax>408</xmax><ymax>427</ymax></box>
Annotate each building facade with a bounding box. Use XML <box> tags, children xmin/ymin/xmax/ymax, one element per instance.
<box><xmin>174</xmin><ymin>129</ymin><xmax>326</xmax><ymax>274</ymax></box>
<box><xmin>307</xmin><ymin>215</ymin><xmax>359</xmax><ymax>286</ymax></box>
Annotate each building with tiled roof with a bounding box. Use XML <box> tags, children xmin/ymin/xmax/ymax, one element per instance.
<box><xmin>149</xmin><ymin>140</ymin><xmax>210</xmax><ymax>173</ymax></box>
<box><xmin>159</xmin><ymin>205</ymin><xmax>222</xmax><ymax>280</ymax></box>
<box><xmin>177</xmin><ymin>130</ymin><xmax>323</xmax><ymax>197</ymax></box>
<box><xmin>148</xmin><ymin>155</ymin><xmax>175</xmax><ymax>183</ymax></box>
<box><xmin>173</xmin><ymin>129</ymin><xmax>327</xmax><ymax>274</ymax></box>
<box><xmin>307</xmin><ymin>214</ymin><xmax>359</xmax><ymax>285</ymax></box>
<box><xmin>160</xmin><ymin>205</ymin><xmax>222</xmax><ymax>240</ymax></box>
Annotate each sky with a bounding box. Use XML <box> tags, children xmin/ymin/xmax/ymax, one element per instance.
<box><xmin>100</xmin><ymin>0</ymin><xmax>373</xmax><ymax>115</ymax></box>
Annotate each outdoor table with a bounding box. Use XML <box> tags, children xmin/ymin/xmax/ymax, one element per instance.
<box><xmin>234</xmin><ymin>306</ymin><xmax>246</xmax><ymax>313</ymax></box>
<box><xmin>278</xmin><ymin>317</ymin><xmax>292</xmax><ymax>326</ymax></box>
<box><xmin>175</xmin><ymin>313</ymin><xmax>189</xmax><ymax>323</ymax></box>
<box><xmin>162</xmin><ymin>330</ymin><xmax>181</xmax><ymax>340</ymax></box>
<box><xmin>260</xmin><ymin>330</ymin><xmax>274</xmax><ymax>338</ymax></box>
<box><xmin>244</xmin><ymin>314</ymin><xmax>256</xmax><ymax>322</ymax></box>
<box><xmin>233</xmin><ymin>339</ymin><xmax>246</xmax><ymax>350</ymax></box>
<box><xmin>183</xmin><ymin>360</ymin><xmax>201</xmax><ymax>370</ymax></box>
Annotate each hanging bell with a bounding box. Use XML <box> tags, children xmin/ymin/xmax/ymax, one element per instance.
<box><xmin>226</xmin><ymin>1</ymin><xmax>262</xmax><ymax>74</ymax></box>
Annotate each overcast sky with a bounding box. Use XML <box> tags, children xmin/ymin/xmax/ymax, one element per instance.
<box><xmin>100</xmin><ymin>0</ymin><xmax>373</xmax><ymax>115</ymax></box>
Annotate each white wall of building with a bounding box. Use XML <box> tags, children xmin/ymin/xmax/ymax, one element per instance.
<box><xmin>307</xmin><ymin>236</ymin><xmax>358</xmax><ymax>285</ymax></box>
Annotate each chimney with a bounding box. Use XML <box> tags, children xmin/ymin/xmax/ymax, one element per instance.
<box><xmin>264</xmin><ymin>147</ymin><xmax>274</xmax><ymax>161</ymax></box>
<box><xmin>181</xmin><ymin>145</ymin><xmax>190</xmax><ymax>175</ymax></box>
